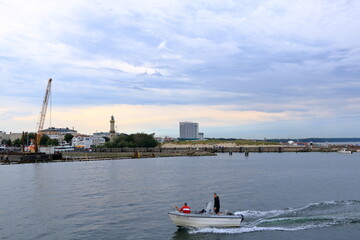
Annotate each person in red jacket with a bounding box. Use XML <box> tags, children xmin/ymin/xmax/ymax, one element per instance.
<box><xmin>176</xmin><ymin>203</ymin><xmax>191</xmax><ymax>213</ymax></box>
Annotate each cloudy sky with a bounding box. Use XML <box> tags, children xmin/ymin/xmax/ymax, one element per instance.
<box><xmin>1</xmin><ymin>0</ymin><xmax>360</xmax><ymax>139</ymax></box>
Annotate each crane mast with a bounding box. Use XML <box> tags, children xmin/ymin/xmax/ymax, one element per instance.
<box><xmin>35</xmin><ymin>78</ymin><xmax>52</xmax><ymax>152</ymax></box>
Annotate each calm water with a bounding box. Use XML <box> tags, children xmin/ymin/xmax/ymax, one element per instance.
<box><xmin>0</xmin><ymin>152</ymin><xmax>360</xmax><ymax>240</ymax></box>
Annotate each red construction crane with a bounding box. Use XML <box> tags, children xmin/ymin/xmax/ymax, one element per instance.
<box><xmin>34</xmin><ymin>78</ymin><xmax>52</xmax><ymax>152</ymax></box>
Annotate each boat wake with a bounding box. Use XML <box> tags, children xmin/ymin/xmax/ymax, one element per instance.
<box><xmin>190</xmin><ymin>200</ymin><xmax>360</xmax><ymax>234</ymax></box>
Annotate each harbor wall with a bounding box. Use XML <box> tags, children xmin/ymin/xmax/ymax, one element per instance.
<box><xmin>0</xmin><ymin>152</ymin><xmax>62</xmax><ymax>164</ymax></box>
<box><xmin>93</xmin><ymin>145</ymin><xmax>313</xmax><ymax>153</ymax></box>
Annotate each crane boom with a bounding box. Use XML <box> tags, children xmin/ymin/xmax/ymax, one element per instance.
<box><xmin>34</xmin><ymin>78</ymin><xmax>52</xmax><ymax>152</ymax></box>
<box><xmin>37</xmin><ymin>78</ymin><xmax>52</xmax><ymax>132</ymax></box>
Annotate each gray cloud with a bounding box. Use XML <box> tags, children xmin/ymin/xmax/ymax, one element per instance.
<box><xmin>1</xmin><ymin>0</ymin><xmax>360</xmax><ymax>137</ymax></box>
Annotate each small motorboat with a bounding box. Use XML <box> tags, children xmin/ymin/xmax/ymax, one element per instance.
<box><xmin>337</xmin><ymin>148</ymin><xmax>352</xmax><ymax>154</ymax></box>
<box><xmin>168</xmin><ymin>202</ymin><xmax>244</xmax><ymax>228</ymax></box>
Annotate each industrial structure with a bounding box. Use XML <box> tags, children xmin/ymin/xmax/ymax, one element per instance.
<box><xmin>33</xmin><ymin>78</ymin><xmax>52</xmax><ymax>152</ymax></box>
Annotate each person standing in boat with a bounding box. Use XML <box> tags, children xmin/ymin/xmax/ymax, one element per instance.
<box><xmin>213</xmin><ymin>193</ymin><xmax>220</xmax><ymax>214</ymax></box>
<box><xmin>176</xmin><ymin>203</ymin><xmax>191</xmax><ymax>213</ymax></box>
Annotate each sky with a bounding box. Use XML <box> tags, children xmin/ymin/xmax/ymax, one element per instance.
<box><xmin>1</xmin><ymin>0</ymin><xmax>360</xmax><ymax>139</ymax></box>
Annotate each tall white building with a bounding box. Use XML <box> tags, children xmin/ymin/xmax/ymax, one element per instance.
<box><xmin>179</xmin><ymin>122</ymin><xmax>199</xmax><ymax>140</ymax></box>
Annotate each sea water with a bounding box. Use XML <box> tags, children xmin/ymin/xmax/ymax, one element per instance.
<box><xmin>0</xmin><ymin>152</ymin><xmax>359</xmax><ymax>240</ymax></box>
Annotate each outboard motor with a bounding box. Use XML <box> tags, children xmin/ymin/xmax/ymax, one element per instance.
<box><xmin>205</xmin><ymin>202</ymin><xmax>212</xmax><ymax>214</ymax></box>
<box><xmin>199</xmin><ymin>202</ymin><xmax>212</xmax><ymax>214</ymax></box>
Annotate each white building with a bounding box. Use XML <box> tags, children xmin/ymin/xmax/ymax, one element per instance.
<box><xmin>92</xmin><ymin>136</ymin><xmax>106</xmax><ymax>146</ymax></box>
<box><xmin>179</xmin><ymin>122</ymin><xmax>199</xmax><ymax>140</ymax></box>
<box><xmin>72</xmin><ymin>135</ymin><xmax>105</xmax><ymax>149</ymax></box>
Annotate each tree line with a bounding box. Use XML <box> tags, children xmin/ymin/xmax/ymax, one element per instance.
<box><xmin>1</xmin><ymin>133</ymin><xmax>74</xmax><ymax>147</ymax></box>
<box><xmin>2</xmin><ymin>132</ymin><xmax>158</xmax><ymax>148</ymax></box>
<box><xmin>100</xmin><ymin>133</ymin><xmax>158</xmax><ymax>148</ymax></box>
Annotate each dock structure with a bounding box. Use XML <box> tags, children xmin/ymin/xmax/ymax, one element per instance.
<box><xmin>0</xmin><ymin>152</ymin><xmax>62</xmax><ymax>164</ymax></box>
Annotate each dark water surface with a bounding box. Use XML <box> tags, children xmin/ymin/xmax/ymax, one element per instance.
<box><xmin>0</xmin><ymin>152</ymin><xmax>359</xmax><ymax>239</ymax></box>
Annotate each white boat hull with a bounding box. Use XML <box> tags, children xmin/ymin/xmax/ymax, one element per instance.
<box><xmin>168</xmin><ymin>211</ymin><xmax>243</xmax><ymax>228</ymax></box>
<box><xmin>338</xmin><ymin>149</ymin><xmax>352</xmax><ymax>154</ymax></box>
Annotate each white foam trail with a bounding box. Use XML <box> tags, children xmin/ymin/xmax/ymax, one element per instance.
<box><xmin>188</xmin><ymin>200</ymin><xmax>360</xmax><ymax>235</ymax></box>
<box><xmin>190</xmin><ymin>226</ymin><xmax>308</xmax><ymax>234</ymax></box>
<box><xmin>190</xmin><ymin>223</ymin><xmax>332</xmax><ymax>234</ymax></box>
<box><xmin>235</xmin><ymin>209</ymin><xmax>288</xmax><ymax>218</ymax></box>
<box><xmin>234</xmin><ymin>200</ymin><xmax>359</xmax><ymax>218</ymax></box>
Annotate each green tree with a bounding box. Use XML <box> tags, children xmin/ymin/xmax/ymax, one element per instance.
<box><xmin>28</xmin><ymin>133</ymin><xmax>36</xmax><ymax>142</ymax></box>
<box><xmin>64</xmin><ymin>133</ymin><xmax>74</xmax><ymax>144</ymax></box>
<box><xmin>12</xmin><ymin>138</ymin><xmax>22</xmax><ymax>147</ymax></box>
<box><xmin>132</xmin><ymin>133</ymin><xmax>158</xmax><ymax>147</ymax></box>
<box><xmin>40</xmin><ymin>135</ymin><xmax>50</xmax><ymax>146</ymax></box>
<box><xmin>46</xmin><ymin>138</ymin><xmax>59</xmax><ymax>146</ymax></box>
<box><xmin>103</xmin><ymin>133</ymin><xmax>158</xmax><ymax>148</ymax></box>
<box><xmin>6</xmin><ymin>139</ymin><xmax>12</xmax><ymax>146</ymax></box>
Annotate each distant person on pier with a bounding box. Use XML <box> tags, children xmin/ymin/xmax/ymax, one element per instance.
<box><xmin>176</xmin><ymin>203</ymin><xmax>191</xmax><ymax>213</ymax></box>
<box><xmin>213</xmin><ymin>193</ymin><xmax>220</xmax><ymax>214</ymax></box>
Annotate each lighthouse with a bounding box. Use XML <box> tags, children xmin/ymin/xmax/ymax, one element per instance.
<box><xmin>110</xmin><ymin>115</ymin><xmax>116</xmax><ymax>141</ymax></box>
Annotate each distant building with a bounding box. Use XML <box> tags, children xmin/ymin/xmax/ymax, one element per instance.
<box><xmin>93</xmin><ymin>132</ymin><xmax>111</xmax><ymax>139</ymax></box>
<box><xmin>198</xmin><ymin>132</ymin><xmax>204</xmax><ymax>141</ymax></box>
<box><xmin>40</xmin><ymin>127</ymin><xmax>77</xmax><ymax>140</ymax></box>
<box><xmin>179</xmin><ymin>122</ymin><xmax>199</xmax><ymax>140</ymax></box>
<box><xmin>154</xmin><ymin>137</ymin><xmax>164</xmax><ymax>143</ymax></box>
<box><xmin>0</xmin><ymin>132</ymin><xmax>23</xmax><ymax>142</ymax></box>
<box><xmin>92</xmin><ymin>136</ymin><xmax>106</xmax><ymax>146</ymax></box>
<box><xmin>165</xmin><ymin>136</ymin><xmax>176</xmax><ymax>141</ymax></box>
<box><xmin>155</xmin><ymin>136</ymin><xmax>177</xmax><ymax>143</ymax></box>
<box><xmin>72</xmin><ymin>134</ymin><xmax>105</xmax><ymax>148</ymax></box>
<box><xmin>72</xmin><ymin>135</ymin><xmax>92</xmax><ymax>148</ymax></box>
